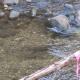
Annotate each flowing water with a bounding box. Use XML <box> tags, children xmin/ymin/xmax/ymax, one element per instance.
<box><xmin>0</xmin><ymin>0</ymin><xmax>80</xmax><ymax>80</ymax></box>
<box><xmin>40</xmin><ymin>0</ymin><xmax>80</xmax><ymax>80</ymax></box>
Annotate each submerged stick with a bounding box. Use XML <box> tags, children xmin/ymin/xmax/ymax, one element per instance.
<box><xmin>19</xmin><ymin>50</ymin><xmax>80</xmax><ymax>80</ymax></box>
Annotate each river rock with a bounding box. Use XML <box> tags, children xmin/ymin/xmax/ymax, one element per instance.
<box><xmin>26</xmin><ymin>0</ymin><xmax>32</xmax><ymax>2</ymax></box>
<box><xmin>48</xmin><ymin>15</ymin><xmax>72</xmax><ymax>35</ymax></box>
<box><xmin>9</xmin><ymin>10</ymin><xmax>20</xmax><ymax>19</ymax></box>
<box><xmin>3</xmin><ymin>0</ymin><xmax>19</xmax><ymax>4</ymax></box>
<box><xmin>36</xmin><ymin>1</ymin><xmax>48</xmax><ymax>9</ymax></box>
<box><xmin>64</xmin><ymin>4</ymin><xmax>75</xmax><ymax>16</ymax></box>
<box><xmin>0</xmin><ymin>10</ymin><xmax>5</xmax><ymax>17</ymax></box>
<box><xmin>75</xmin><ymin>10</ymin><xmax>80</xmax><ymax>26</ymax></box>
<box><xmin>48</xmin><ymin>15</ymin><xmax>70</xmax><ymax>31</ymax></box>
<box><xmin>32</xmin><ymin>7</ymin><xmax>37</xmax><ymax>16</ymax></box>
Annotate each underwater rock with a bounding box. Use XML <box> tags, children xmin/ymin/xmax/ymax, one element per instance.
<box><xmin>9</xmin><ymin>10</ymin><xmax>20</xmax><ymax>19</ymax></box>
<box><xmin>26</xmin><ymin>0</ymin><xmax>32</xmax><ymax>2</ymax></box>
<box><xmin>64</xmin><ymin>4</ymin><xmax>73</xmax><ymax>10</ymax></box>
<box><xmin>32</xmin><ymin>7</ymin><xmax>37</xmax><ymax>16</ymax></box>
<box><xmin>6</xmin><ymin>1</ymin><xmax>49</xmax><ymax>17</ymax></box>
<box><xmin>3</xmin><ymin>0</ymin><xmax>19</xmax><ymax>4</ymax></box>
<box><xmin>36</xmin><ymin>1</ymin><xmax>48</xmax><ymax>9</ymax></box>
<box><xmin>48</xmin><ymin>14</ymin><xmax>80</xmax><ymax>36</ymax></box>
<box><xmin>75</xmin><ymin>10</ymin><xmax>80</xmax><ymax>26</ymax></box>
<box><xmin>63</xmin><ymin>4</ymin><xmax>75</xmax><ymax>24</ymax></box>
<box><xmin>63</xmin><ymin>4</ymin><xmax>80</xmax><ymax>27</ymax></box>
<box><xmin>5</xmin><ymin>1</ymin><xmax>36</xmax><ymax>14</ymax></box>
<box><xmin>63</xmin><ymin>4</ymin><xmax>75</xmax><ymax>16</ymax></box>
<box><xmin>0</xmin><ymin>10</ymin><xmax>5</xmax><ymax>17</ymax></box>
<box><xmin>48</xmin><ymin>15</ymin><xmax>70</xmax><ymax>31</ymax></box>
<box><xmin>47</xmin><ymin>3</ymin><xmax>80</xmax><ymax>36</ymax></box>
<box><xmin>47</xmin><ymin>14</ymin><xmax>80</xmax><ymax>36</ymax></box>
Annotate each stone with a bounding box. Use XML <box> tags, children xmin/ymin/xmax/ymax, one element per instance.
<box><xmin>0</xmin><ymin>11</ymin><xmax>5</xmax><ymax>17</ymax></box>
<box><xmin>3</xmin><ymin>0</ymin><xmax>19</xmax><ymax>4</ymax></box>
<box><xmin>75</xmin><ymin>10</ymin><xmax>80</xmax><ymax>26</ymax></box>
<box><xmin>48</xmin><ymin>15</ymin><xmax>73</xmax><ymax>36</ymax></box>
<box><xmin>4</xmin><ymin>4</ymin><xmax>9</xmax><ymax>10</ymax></box>
<box><xmin>50</xmin><ymin>0</ymin><xmax>64</xmax><ymax>3</ymax></box>
<box><xmin>64</xmin><ymin>4</ymin><xmax>73</xmax><ymax>9</ymax></box>
<box><xmin>64</xmin><ymin>4</ymin><xmax>75</xmax><ymax>16</ymax></box>
<box><xmin>36</xmin><ymin>1</ymin><xmax>48</xmax><ymax>9</ymax></box>
<box><xmin>32</xmin><ymin>7</ymin><xmax>37</xmax><ymax>16</ymax></box>
<box><xmin>48</xmin><ymin>15</ymin><xmax>70</xmax><ymax>31</ymax></box>
<box><xmin>26</xmin><ymin>0</ymin><xmax>32</xmax><ymax>2</ymax></box>
<box><xmin>9</xmin><ymin>10</ymin><xmax>20</xmax><ymax>19</ymax></box>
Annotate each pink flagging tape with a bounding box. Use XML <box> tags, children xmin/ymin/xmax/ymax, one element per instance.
<box><xmin>74</xmin><ymin>51</ymin><xmax>80</xmax><ymax>79</ymax></box>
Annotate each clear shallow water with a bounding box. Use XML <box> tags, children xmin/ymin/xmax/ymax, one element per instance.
<box><xmin>40</xmin><ymin>67</ymin><xmax>77</xmax><ymax>80</ymax></box>
<box><xmin>40</xmin><ymin>1</ymin><xmax>80</xmax><ymax>80</ymax></box>
<box><xmin>2</xmin><ymin>0</ymin><xmax>80</xmax><ymax>80</ymax></box>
